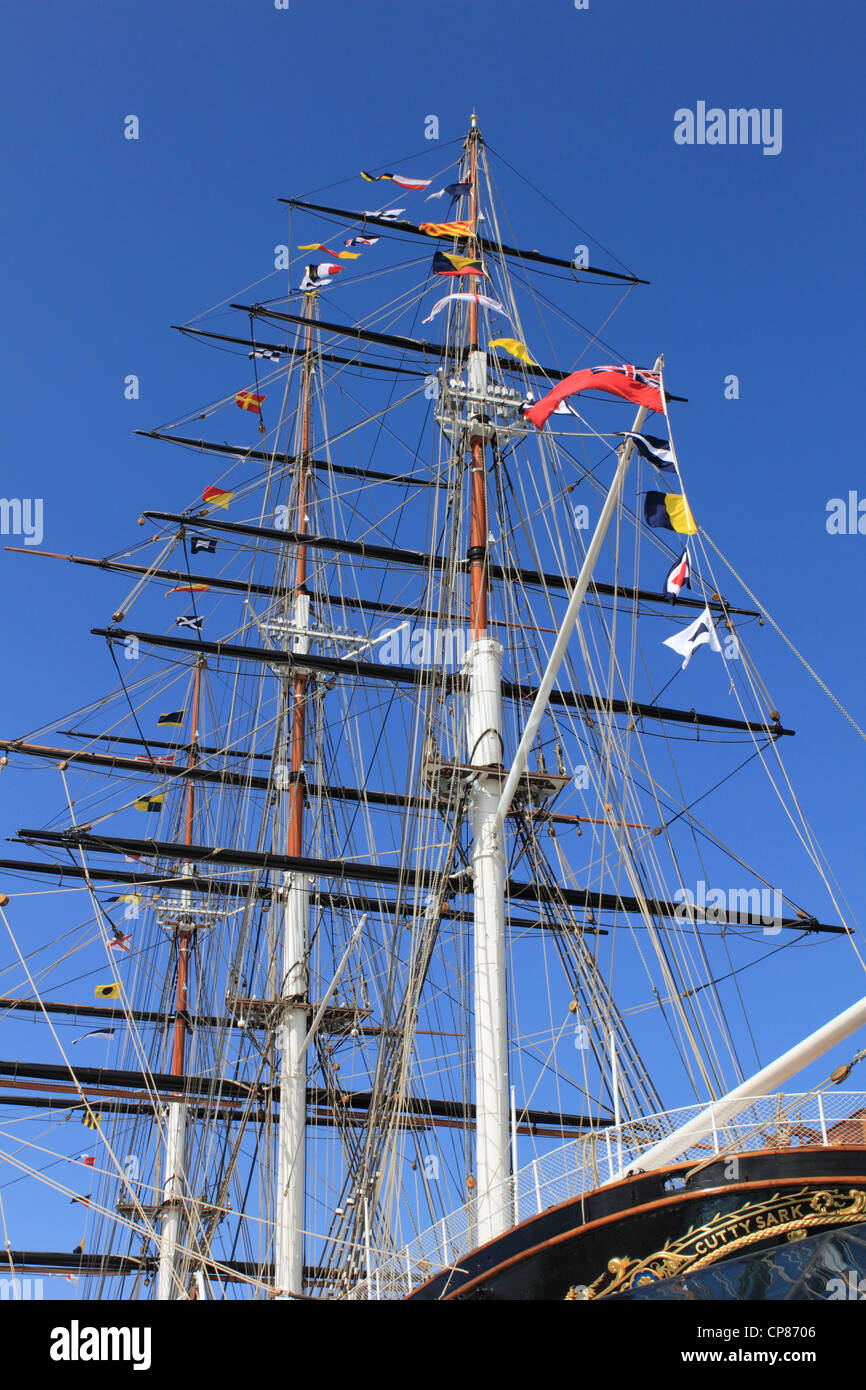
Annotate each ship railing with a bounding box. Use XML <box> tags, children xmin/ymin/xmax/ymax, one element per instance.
<box><xmin>341</xmin><ymin>1089</ymin><xmax>866</xmax><ymax>1299</ymax></box>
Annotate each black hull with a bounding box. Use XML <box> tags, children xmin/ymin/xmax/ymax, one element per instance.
<box><xmin>406</xmin><ymin>1145</ymin><xmax>866</xmax><ymax>1300</ymax></box>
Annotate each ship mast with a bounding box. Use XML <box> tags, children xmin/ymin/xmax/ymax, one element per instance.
<box><xmin>157</xmin><ymin>653</ymin><xmax>204</xmax><ymax>1300</ymax></box>
<box><xmin>274</xmin><ymin>294</ymin><xmax>315</xmax><ymax>1297</ymax></box>
<box><xmin>463</xmin><ymin>112</ymin><xmax>511</xmax><ymax>1244</ymax></box>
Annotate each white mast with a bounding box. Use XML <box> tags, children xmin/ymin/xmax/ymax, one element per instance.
<box><xmin>468</xmin><ymin>318</ymin><xmax>663</xmax><ymax>1239</ymax></box>
<box><xmin>157</xmin><ymin>655</ymin><xmax>204</xmax><ymax>1300</ymax></box>
<box><xmin>467</xmin><ymin>592</ymin><xmax>509</xmax><ymax>1244</ymax></box>
<box><xmin>274</xmin><ymin>302</ymin><xmax>315</xmax><ymax>1297</ymax></box>
<box><xmin>461</xmin><ymin>115</ymin><xmax>511</xmax><ymax>1245</ymax></box>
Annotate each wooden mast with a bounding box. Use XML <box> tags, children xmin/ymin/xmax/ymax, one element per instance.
<box><xmin>466</xmin><ymin>115</ymin><xmax>488</xmax><ymax>643</ymax></box>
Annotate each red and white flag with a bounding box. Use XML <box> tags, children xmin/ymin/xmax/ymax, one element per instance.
<box><xmin>523</xmin><ymin>365</ymin><xmax>664</xmax><ymax>429</ymax></box>
<box><xmin>361</xmin><ymin>171</ymin><xmax>430</xmax><ymax>191</ymax></box>
<box><xmin>300</xmin><ymin>263</ymin><xmax>342</xmax><ymax>290</ymax></box>
<box><xmin>665</xmin><ymin>548</ymin><xmax>691</xmax><ymax>602</ymax></box>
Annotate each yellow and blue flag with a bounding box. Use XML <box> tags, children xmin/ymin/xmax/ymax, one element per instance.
<box><xmin>644</xmin><ymin>491</ymin><xmax>697</xmax><ymax>535</ymax></box>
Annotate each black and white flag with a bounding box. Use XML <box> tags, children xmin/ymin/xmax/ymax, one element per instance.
<box><xmin>176</xmin><ymin>614</ymin><xmax>204</xmax><ymax>631</ymax></box>
<box><xmin>615</xmin><ymin>431</ymin><xmax>675</xmax><ymax>472</ymax></box>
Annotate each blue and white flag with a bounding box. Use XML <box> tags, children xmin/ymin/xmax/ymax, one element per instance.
<box><xmin>615</xmin><ymin>431</ymin><xmax>675</xmax><ymax>471</ymax></box>
<box><xmin>422</xmin><ymin>291</ymin><xmax>507</xmax><ymax>325</ymax></box>
<box><xmin>425</xmin><ymin>181</ymin><xmax>471</xmax><ymax>202</ymax></box>
<box><xmin>663</xmin><ymin>605</ymin><xmax>721</xmax><ymax>669</ymax></box>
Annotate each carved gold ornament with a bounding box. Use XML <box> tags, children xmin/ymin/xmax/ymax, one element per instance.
<box><xmin>564</xmin><ymin>1186</ymin><xmax>866</xmax><ymax>1300</ymax></box>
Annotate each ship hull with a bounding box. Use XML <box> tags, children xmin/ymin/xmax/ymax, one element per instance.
<box><xmin>406</xmin><ymin>1145</ymin><xmax>866</xmax><ymax>1300</ymax></box>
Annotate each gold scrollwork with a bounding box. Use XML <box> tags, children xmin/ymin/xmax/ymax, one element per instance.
<box><xmin>565</xmin><ymin>1186</ymin><xmax>866</xmax><ymax>1300</ymax></box>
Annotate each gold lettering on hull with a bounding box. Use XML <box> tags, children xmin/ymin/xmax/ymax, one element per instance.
<box><xmin>565</xmin><ymin>1187</ymin><xmax>866</xmax><ymax>1300</ymax></box>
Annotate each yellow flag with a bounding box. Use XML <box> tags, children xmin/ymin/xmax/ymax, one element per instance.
<box><xmin>297</xmin><ymin>243</ymin><xmax>360</xmax><ymax>260</ymax></box>
<box><xmin>665</xmin><ymin>494</ymin><xmax>698</xmax><ymax>535</ymax></box>
<box><xmin>489</xmin><ymin>337</ymin><xmax>537</xmax><ymax>367</ymax></box>
<box><xmin>418</xmin><ymin>220</ymin><xmax>472</xmax><ymax>238</ymax></box>
<box><xmin>95</xmin><ymin>983</ymin><xmax>121</xmax><ymax>1000</ymax></box>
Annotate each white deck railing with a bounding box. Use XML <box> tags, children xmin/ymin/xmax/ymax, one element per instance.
<box><xmin>341</xmin><ymin>1089</ymin><xmax>866</xmax><ymax>1299</ymax></box>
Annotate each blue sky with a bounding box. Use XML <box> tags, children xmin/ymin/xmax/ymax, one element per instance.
<box><xmin>1</xmin><ymin>0</ymin><xmax>866</xmax><ymax>1285</ymax></box>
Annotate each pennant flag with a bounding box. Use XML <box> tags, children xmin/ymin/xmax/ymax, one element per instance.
<box><xmin>72</xmin><ymin>1029</ymin><xmax>116</xmax><ymax>1045</ymax></box>
<box><xmin>81</xmin><ymin>1155</ymin><xmax>96</xmax><ymax>1167</ymax></box>
<box><xmin>70</xmin><ymin>1194</ymin><xmax>91</xmax><ymax>1208</ymax></box>
<box><xmin>176</xmin><ymin>614</ymin><xmax>204</xmax><ymax>631</ymax></box>
<box><xmin>644</xmin><ymin>491</ymin><xmax>698</xmax><ymax>535</ymax></box>
<box><xmin>73</xmin><ymin>1240</ymin><xmax>85</xmax><ymax>1254</ymax></box>
<box><xmin>431</xmin><ymin>251</ymin><xmax>487</xmax><ymax>278</ymax></box>
<box><xmin>489</xmin><ymin>337</ymin><xmax>537</xmax><ymax>367</ymax></box>
<box><xmin>190</xmin><ymin>536</ymin><xmax>217</xmax><ymax>554</ymax></box>
<box><xmin>523</xmin><ymin>365</ymin><xmax>665</xmax><ymax>429</ymax></box>
<box><xmin>297</xmin><ymin>242</ymin><xmax>360</xmax><ymax>260</ymax></box>
<box><xmin>422</xmin><ymin>292</ymin><xmax>507</xmax><ymax>325</ymax></box>
<box><xmin>663</xmin><ymin>605</ymin><xmax>722</xmax><ymax>669</ymax></box>
<box><xmin>418</xmin><ymin>220</ymin><xmax>473</xmax><ymax>238</ymax></box>
<box><xmin>201</xmin><ymin>485</ymin><xmax>233</xmax><ymax>509</ymax></box>
<box><xmin>360</xmin><ymin>171</ymin><xmax>431</xmax><ymax>190</ymax></box>
<box><xmin>124</xmin><ymin>853</ymin><xmax>143</xmax><ymax>863</ymax></box>
<box><xmin>166</xmin><ymin>583</ymin><xmax>210</xmax><ymax>596</ymax></box>
<box><xmin>389</xmin><ymin>175</ymin><xmax>431</xmax><ymax>190</ymax></box>
<box><xmin>615</xmin><ymin>430</ymin><xmax>675</xmax><ymax>472</ymax></box>
<box><xmin>300</xmin><ymin>262</ymin><xmax>342</xmax><ymax>290</ymax></box>
<box><xmin>107</xmin><ymin>932</ymin><xmax>133</xmax><ymax>955</ymax></box>
<box><xmin>236</xmin><ymin>390</ymin><xmax>265</xmax><ymax>413</ymax></box>
<box><xmin>426</xmin><ymin>182</ymin><xmax>471</xmax><ymax>202</ymax></box>
<box><xmin>134</xmin><ymin>753</ymin><xmax>175</xmax><ymax>765</ymax></box>
<box><xmin>158</xmin><ymin>710</ymin><xmax>184</xmax><ymax>727</ymax></box>
<box><xmin>134</xmin><ymin>792</ymin><xmax>166</xmax><ymax>813</ymax></box>
<box><xmin>344</xmin><ymin>235</ymin><xmax>379</xmax><ymax>247</ymax></box>
<box><xmin>94</xmin><ymin>984</ymin><xmax>121</xmax><ymax>1000</ymax></box>
<box><xmin>248</xmin><ymin>349</ymin><xmax>280</xmax><ymax>361</ymax></box>
<box><xmin>108</xmin><ymin>891</ymin><xmax>143</xmax><ymax>904</ymax></box>
<box><xmin>665</xmin><ymin>548</ymin><xmax>692</xmax><ymax>603</ymax></box>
